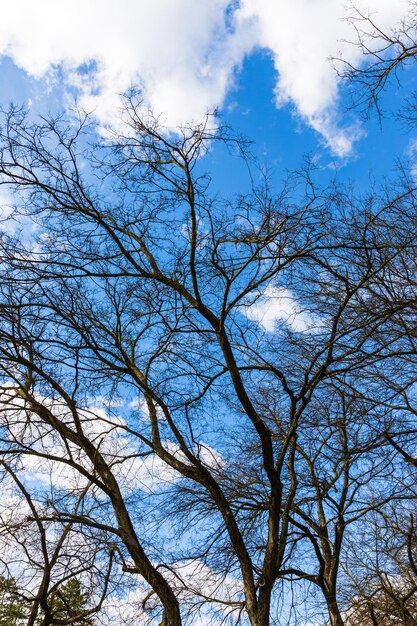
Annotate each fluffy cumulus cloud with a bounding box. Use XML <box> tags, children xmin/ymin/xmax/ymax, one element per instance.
<box><xmin>242</xmin><ymin>284</ymin><xmax>317</xmax><ymax>333</ymax></box>
<box><xmin>237</xmin><ymin>0</ymin><xmax>407</xmax><ymax>155</ymax></box>
<box><xmin>0</xmin><ymin>0</ymin><xmax>251</xmax><ymax>128</ymax></box>
<box><xmin>0</xmin><ymin>0</ymin><xmax>410</xmax><ymax>154</ymax></box>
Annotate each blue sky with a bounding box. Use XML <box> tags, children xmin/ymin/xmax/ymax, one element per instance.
<box><xmin>0</xmin><ymin>0</ymin><xmax>414</xmax><ymax>192</ymax></box>
<box><xmin>1</xmin><ymin>4</ymin><xmax>417</xmax><ymax>624</ymax></box>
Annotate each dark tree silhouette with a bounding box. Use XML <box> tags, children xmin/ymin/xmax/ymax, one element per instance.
<box><xmin>0</xmin><ymin>97</ymin><xmax>417</xmax><ymax>625</ymax></box>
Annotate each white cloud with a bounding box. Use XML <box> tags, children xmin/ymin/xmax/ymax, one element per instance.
<box><xmin>0</xmin><ymin>0</ymin><xmax>250</xmax><ymax>129</ymax></box>
<box><xmin>0</xmin><ymin>188</ymin><xmax>13</xmax><ymax>217</ymax></box>
<box><xmin>0</xmin><ymin>187</ymin><xmax>18</xmax><ymax>234</ymax></box>
<box><xmin>236</xmin><ymin>0</ymin><xmax>407</xmax><ymax>156</ymax></box>
<box><xmin>1</xmin><ymin>385</ymin><xmax>224</xmax><ymax>496</ymax></box>
<box><xmin>0</xmin><ymin>1</ymin><xmax>410</xmax><ymax>155</ymax></box>
<box><xmin>102</xmin><ymin>560</ymin><xmax>242</xmax><ymax>626</ymax></box>
<box><xmin>242</xmin><ymin>284</ymin><xmax>316</xmax><ymax>333</ymax></box>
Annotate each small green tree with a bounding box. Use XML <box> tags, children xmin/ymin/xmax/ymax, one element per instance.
<box><xmin>0</xmin><ymin>576</ymin><xmax>28</xmax><ymax>626</ymax></box>
<box><xmin>46</xmin><ymin>579</ymin><xmax>95</xmax><ymax>626</ymax></box>
<box><xmin>0</xmin><ymin>575</ymin><xmax>95</xmax><ymax>626</ymax></box>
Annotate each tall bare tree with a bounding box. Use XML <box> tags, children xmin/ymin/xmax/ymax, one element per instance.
<box><xmin>0</xmin><ymin>97</ymin><xmax>417</xmax><ymax>625</ymax></box>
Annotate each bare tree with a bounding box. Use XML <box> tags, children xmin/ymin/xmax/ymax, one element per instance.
<box><xmin>0</xmin><ymin>96</ymin><xmax>417</xmax><ymax>625</ymax></box>
<box><xmin>341</xmin><ymin>506</ymin><xmax>417</xmax><ymax>626</ymax></box>
<box><xmin>337</xmin><ymin>2</ymin><xmax>417</xmax><ymax>117</ymax></box>
<box><xmin>0</xmin><ymin>459</ymin><xmax>115</xmax><ymax>626</ymax></box>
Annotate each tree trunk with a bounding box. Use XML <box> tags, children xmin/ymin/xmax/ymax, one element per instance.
<box><xmin>325</xmin><ymin>594</ymin><xmax>344</xmax><ymax>626</ymax></box>
<box><xmin>247</xmin><ymin>594</ymin><xmax>272</xmax><ymax>626</ymax></box>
